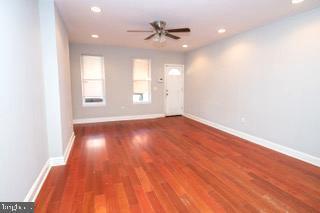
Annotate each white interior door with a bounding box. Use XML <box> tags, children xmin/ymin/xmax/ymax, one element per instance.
<box><xmin>165</xmin><ymin>64</ymin><xmax>184</xmax><ymax>116</ymax></box>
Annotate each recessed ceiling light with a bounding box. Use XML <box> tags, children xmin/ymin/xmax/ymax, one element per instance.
<box><xmin>182</xmin><ymin>44</ymin><xmax>188</xmax><ymax>48</ymax></box>
<box><xmin>91</xmin><ymin>6</ymin><xmax>102</xmax><ymax>13</ymax></box>
<box><xmin>292</xmin><ymin>0</ymin><xmax>304</xmax><ymax>4</ymax></box>
<box><xmin>91</xmin><ymin>34</ymin><xmax>99</xmax><ymax>38</ymax></box>
<box><xmin>218</xmin><ymin>28</ymin><xmax>226</xmax><ymax>34</ymax></box>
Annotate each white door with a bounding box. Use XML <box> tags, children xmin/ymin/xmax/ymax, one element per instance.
<box><xmin>165</xmin><ymin>64</ymin><xmax>184</xmax><ymax>116</ymax></box>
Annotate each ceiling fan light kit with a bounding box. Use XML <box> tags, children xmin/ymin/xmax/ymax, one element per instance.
<box><xmin>153</xmin><ymin>33</ymin><xmax>167</xmax><ymax>43</ymax></box>
<box><xmin>127</xmin><ymin>20</ymin><xmax>191</xmax><ymax>43</ymax></box>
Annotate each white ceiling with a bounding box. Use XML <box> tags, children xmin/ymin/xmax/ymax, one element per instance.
<box><xmin>55</xmin><ymin>0</ymin><xmax>320</xmax><ymax>52</ymax></box>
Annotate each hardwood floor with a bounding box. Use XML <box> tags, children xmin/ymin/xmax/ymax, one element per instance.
<box><xmin>35</xmin><ymin>116</ymin><xmax>320</xmax><ymax>212</ymax></box>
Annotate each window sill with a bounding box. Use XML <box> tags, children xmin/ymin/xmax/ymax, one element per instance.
<box><xmin>133</xmin><ymin>101</ymin><xmax>151</xmax><ymax>105</ymax></box>
<box><xmin>82</xmin><ymin>102</ymin><xmax>106</xmax><ymax>107</ymax></box>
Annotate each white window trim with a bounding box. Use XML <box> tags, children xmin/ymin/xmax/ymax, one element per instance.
<box><xmin>132</xmin><ymin>58</ymin><xmax>152</xmax><ymax>104</ymax></box>
<box><xmin>80</xmin><ymin>54</ymin><xmax>106</xmax><ymax>107</ymax></box>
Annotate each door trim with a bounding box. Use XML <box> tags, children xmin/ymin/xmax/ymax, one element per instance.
<box><xmin>164</xmin><ymin>64</ymin><xmax>184</xmax><ymax>116</ymax></box>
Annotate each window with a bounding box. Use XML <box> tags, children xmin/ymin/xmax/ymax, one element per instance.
<box><xmin>133</xmin><ymin>59</ymin><xmax>151</xmax><ymax>103</ymax></box>
<box><xmin>168</xmin><ymin>68</ymin><xmax>182</xmax><ymax>76</ymax></box>
<box><xmin>81</xmin><ymin>55</ymin><xmax>105</xmax><ymax>106</ymax></box>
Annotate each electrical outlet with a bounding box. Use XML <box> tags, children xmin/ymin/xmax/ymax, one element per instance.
<box><xmin>241</xmin><ymin>117</ymin><xmax>246</xmax><ymax>123</ymax></box>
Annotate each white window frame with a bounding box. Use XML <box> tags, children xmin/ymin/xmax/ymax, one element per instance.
<box><xmin>80</xmin><ymin>54</ymin><xmax>106</xmax><ymax>107</ymax></box>
<box><xmin>132</xmin><ymin>58</ymin><xmax>152</xmax><ymax>104</ymax></box>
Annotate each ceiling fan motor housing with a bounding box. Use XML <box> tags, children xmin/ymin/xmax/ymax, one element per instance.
<box><xmin>153</xmin><ymin>21</ymin><xmax>167</xmax><ymax>32</ymax></box>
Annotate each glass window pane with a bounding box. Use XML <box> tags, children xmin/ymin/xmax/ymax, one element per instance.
<box><xmin>133</xmin><ymin>80</ymin><xmax>149</xmax><ymax>102</ymax></box>
<box><xmin>168</xmin><ymin>68</ymin><xmax>181</xmax><ymax>76</ymax></box>
<box><xmin>133</xmin><ymin>94</ymin><xmax>143</xmax><ymax>102</ymax></box>
<box><xmin>82</xmin><ymin>56</ymin><xmax>104</xmax><ymax>79</ymax></box>
<box><xmin>133</xmin><ymin>59</ymin><xmax>150</xmax><ymax>80</ymax></box>
<box><xmin>133</xmin><ymin>59</ymin><xmax>151</xmax><ymax>103</ymax></box>
<box><xmin>83</xmin><ymin>80</ymin><xmax>103</xmax><ymax>97</ymax></box>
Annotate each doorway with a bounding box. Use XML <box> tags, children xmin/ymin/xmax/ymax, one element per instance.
<box><xmin>164</xmin><ymin>64</ymin><xmax>184</xmax><ymax>116</ymax></box>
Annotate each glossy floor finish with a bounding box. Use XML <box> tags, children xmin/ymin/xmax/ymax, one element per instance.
<box><xmin>35</xmin><ymin>116</ymin><xmax>320</xmax><ymax>212</ymax></box>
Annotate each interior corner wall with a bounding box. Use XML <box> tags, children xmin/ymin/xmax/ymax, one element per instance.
<box><xmin>39</xmin><ymin>0</ymin><xmax>73</xmax><ymax>157</ymax></box>
<box><xmin>0</xmin><ymin>0</ymin><xmax>49</xmax><ymax>201</ymax></box>
<box><xmin>55</xmin><ymin>6</ymin><xmax>74</xmax><ymax>153</ymax></box>
<box><xmin>184</xmin><ymin>8</ymin><xmax>320</xmax><ymax>159</ymax></box>
<box><xmin>39</xmin><ymin>0</ymin><xmax>63</xmax><ymax>157</ymax></box>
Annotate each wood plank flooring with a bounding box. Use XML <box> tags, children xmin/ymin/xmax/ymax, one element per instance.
<box><xmin>35</xmin><ymin>116</ymin><xmax>320</xmax><ymax>212</ymax></box>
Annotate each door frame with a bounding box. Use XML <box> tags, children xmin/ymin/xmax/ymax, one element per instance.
<box><xmin>164</xmin><ymin>64</ymin><xmax>185</xmax><ymax>116</ymax></box>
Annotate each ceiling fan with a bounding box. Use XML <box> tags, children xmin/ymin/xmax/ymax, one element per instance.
<box><xmin>127</xmin><ymin>21</ymin><xmax>191</xmax><ymax>43</ymax></box>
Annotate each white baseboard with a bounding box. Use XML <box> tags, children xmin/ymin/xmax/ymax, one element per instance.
<box><xmin>49</xmin><ymin>132</ymin><xmax>75</xmax><ymax>166</ymax></box>
<box><xmin>73</xmin><ymin>114</ymin><xmax>165</xmax><ymax>124</ymax></box>
<box><xmin>49</xmin><ymin>156</ymin><xmax>65</xmax><ymax>166</ymax></box>
<box><xmin>63</xmin><ymin>132</ymin><xmax>75</xmax><ymax>164</ymax></box>
<box><xmin>24</xmin><ymin>132</ymin><xmax>76</xmax><ymax>201</ymax></box>
<box><xmin>24</xmin><ymin>160</ymin><xmax>50</xmax><ymax>202</ymax></box>
<box><xmin>184</xmin><ymin>113</ymin><xmax>320</xmax><ymax>167</ymax></box>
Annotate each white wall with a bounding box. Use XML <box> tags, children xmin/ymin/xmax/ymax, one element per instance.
<box><xmin>70</xmin><ymin>44</ymin><xmax>184</xmax><ymax>119</ymax></box>
<box><xmin>55</xmin><ymin>7</ymin><xmax>74</xmax><ymax>152</ymax></box>
<box><xmin>39</xmin><ymin>0</ymin><xmax>63</xmax><ymax>157</ymax></box>
<box><xmin>185</xmin><ymin>8</ymin><xmax>320</xmax><ymax>159</ymax></box>
<box><xmin>0</xmin><ymin>0</ymin><xmax>49</xmax><ymax>200</ymax></box>
<box><xmin>39</xmin><ymin>0</ymin><xmax>73</xmax><ymax>157</ymax></box>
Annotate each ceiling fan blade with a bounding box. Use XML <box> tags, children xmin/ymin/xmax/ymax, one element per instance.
<box><xmin>165</xmin><ymin>33</ymin><xmax>180</xmax><ymax>40</ymax></box>
<box><xmin>166</xmin><ymin>28</ymin><xmax>191</xmax><ymax>33</ymax></box>
<box><xmin>127</xmin><ymin>30</ymin><xmax>153</xmax><ymax>32</ymax></box>
<box><xmin>150</xmin><ymin>22</ymin><xmax>160</xmax><ymax>31</ymax></box>
<box><xmin>144</xmin><ymin>33</ymin><xmax>156</xmax><ymax>40</ymax></box>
